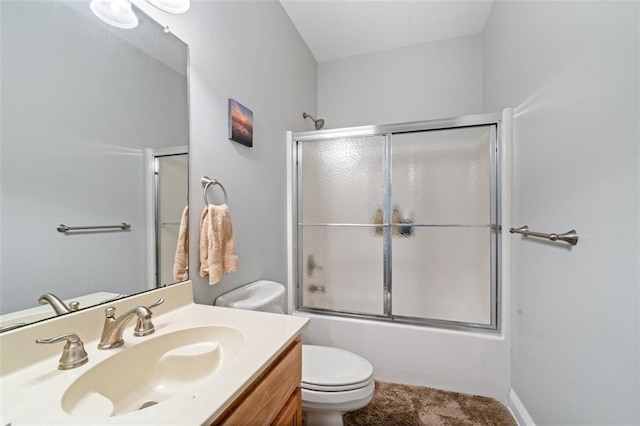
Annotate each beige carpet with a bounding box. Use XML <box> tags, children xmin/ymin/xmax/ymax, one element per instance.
<box><xmin>343</xmin><ymin>381</ymin><xmax>516</xmax><ymax>426</ymax></box>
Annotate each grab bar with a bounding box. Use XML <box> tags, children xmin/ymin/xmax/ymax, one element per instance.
<box><xmin>57</xmin><ymin>223</ymin><xmax>131</xmax><ymax>233</ymax></box>
<box><xmin>509</xmin><ymin>225</ymin><xmax>578</xmax><ymax>246</ymax></box>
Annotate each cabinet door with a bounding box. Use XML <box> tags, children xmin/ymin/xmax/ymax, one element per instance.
<box><xmin>213</xmin><ymin>339</ymin><xmax>302</xmax><ymax>425</ymax></box>
<box><xmin>271</xmin><ymin>388</ymin><xmax>301</xmax><ymax>426</ymax></box>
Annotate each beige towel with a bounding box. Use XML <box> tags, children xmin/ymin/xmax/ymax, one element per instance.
<box><xmin>172</xmin><ymin>205</ymin><xmax>189</xmax><ymax>282</ymax></box>
<box><xmin>199</xmin><ymin>204</ymin><xmax>238</xmax><ymax>285</ymax></box>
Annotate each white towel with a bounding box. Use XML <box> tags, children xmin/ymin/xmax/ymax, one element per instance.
<box><xmin>199</xmin><ymin>204</ymin><xmax>238</xmax><ymax>285</ymax></box>
<box><xmin>172</xmin><ymin>205</ymin><xmax>189</xmax><ymax>282</ymax></box>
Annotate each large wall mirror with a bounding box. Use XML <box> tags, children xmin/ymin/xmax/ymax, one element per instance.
<box><xmin>0</xmin><ymin>0</ymin><xmax>189</xmax><ymax>331</ymax></box>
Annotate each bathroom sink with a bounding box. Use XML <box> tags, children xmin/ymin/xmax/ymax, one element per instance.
<box><xmin>61</xmin><ymin>326</ymin><xmax>244</xmax><ymax>418</ymax></box>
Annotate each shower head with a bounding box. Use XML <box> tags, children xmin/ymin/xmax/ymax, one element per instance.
<box><xmin>303</xmin><ymin>112</ymin><xmax>325</xmax><ymax>130</ymax></box>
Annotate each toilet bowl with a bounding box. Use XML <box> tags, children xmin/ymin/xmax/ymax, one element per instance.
<box><xmin>301</xmin><ymin>344</ymin><xmax>374</xmax><ymax>425</ymax></box>
<box><xmin>215</xmin><ymin>280</ymin><xmax>375</xmax><ymax>426</ymax></box>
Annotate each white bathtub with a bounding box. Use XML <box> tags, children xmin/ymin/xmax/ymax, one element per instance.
<box><xmin>294</xmin><ymin>311</ymin><xmax>510</xmax><ymax>403</ymax></box>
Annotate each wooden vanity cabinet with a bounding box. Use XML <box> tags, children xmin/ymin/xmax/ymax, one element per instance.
<box><xmin>271</xmin><ymin>388</ymin><xmax>302</xmax><ymax>426</ymax></box>
<box><xmin>212</xmin><ymin>338</ymin><xmax>302</xmax><ymax>426</ymax></box>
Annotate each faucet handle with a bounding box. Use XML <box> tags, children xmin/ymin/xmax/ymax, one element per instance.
<box><xmin>147</xmin><ymin>298</ymin><xmax>165</xmax><ymax>311</ymax></box>
<box><xmin>100</xmin><ymin>293</ymin><xmax>125</xmax><ymax>304</ymax></box>
<box><xmin>133</xmin><ymin>299</ymin><xmax>164</xmax><ymax>337</ymax></box>
<box><xmin>69</xmin><ymin>301</ymin><xmax>80</xmax><ymax>311</ymax></box>
<box><xmin>134</xmin><ymin>316</ymin><xmax>155</xmax><ymax>337</ymax></box>
<box><xmin>36</xmin><ymin>333</ymin><xmax>89</xmax><ymax>370</ymax></box>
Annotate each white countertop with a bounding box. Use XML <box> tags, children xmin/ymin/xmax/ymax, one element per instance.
<box><xmin>0</xmin><ymin>281</ymin><xmax>308</xmax><ymax>425</ymax></box>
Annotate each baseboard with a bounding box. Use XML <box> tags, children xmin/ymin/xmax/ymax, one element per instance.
<box><xmin>508</xmin><ymin>388</ymin><xmax>536</xmax><ymax>426</ymax></box>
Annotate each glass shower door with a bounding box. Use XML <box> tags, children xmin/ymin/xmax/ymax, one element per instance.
<box><xmin>155</xmin><ymin>153</ymin><xmax>188</xmax><ymax>287</ymax></box>
<box><xmin>297</xmin><ymin>135</ymin><xmax>386</xmax><ymax>315</ymax></box>
<box><xmin>293</xmin><ymin>114</ymin><xmax>501</xmax><ymax>331</ymax></box>
<box><xmin>390</xmin><ymin>126</ymin><xmax>496</xmax><ymax>326</ymax></box>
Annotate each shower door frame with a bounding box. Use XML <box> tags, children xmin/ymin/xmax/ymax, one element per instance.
<box><xmin>144</xmin><ymin>146</ymin><xmax>189</xmax><ymax>290</ymax></box>
<box><xmin>290</xmin><ymin>112</ymin><xmax>503</xmax><ymax>333</ymax></box>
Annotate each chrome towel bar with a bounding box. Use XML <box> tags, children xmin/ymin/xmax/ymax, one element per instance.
<box><xmin>57</xmin><ymin>223</ymin><xmax>131</xmax><ymax>233</ymax></box>
<box><xmin>509</xmin><ymin>225</ymin><xmax>578</xmax><ymax>246</ymax></box>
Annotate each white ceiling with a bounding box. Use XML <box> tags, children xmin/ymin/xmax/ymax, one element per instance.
<box><xmin>279</xmin><ymin>0</ymin><xmax>494</xmax><ymax>63</ymax></box>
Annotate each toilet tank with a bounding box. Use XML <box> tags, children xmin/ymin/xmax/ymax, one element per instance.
<box><xmin>214</xmin><ymin>280</ymin><xmax>286</xmax><ymax>314</ymax></box>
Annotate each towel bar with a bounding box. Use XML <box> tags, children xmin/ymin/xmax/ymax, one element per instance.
<box><xmin>509</xmin><ymin>225</ymin><xmax>578</xmax><ymax>246</ymax></box>
<box><xmin>57</xmin><ymin>223</ymin><xmax>131</xmax><ymax>233</ymax></box>
<box><xmin>201</xmin><ymin>176</ymin><xmax>229</xmax><ymax>206</ymax></box>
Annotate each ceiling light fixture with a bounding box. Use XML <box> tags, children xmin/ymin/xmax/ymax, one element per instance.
<box><xmin>90</xmin><ymin>0</ymin><xmax>139</xmax><ymax>29</ymax></box>
<box><xmin>90</xmin><ymin>0</ymin><xmax>190</xmax><ymax>30</ymax></box>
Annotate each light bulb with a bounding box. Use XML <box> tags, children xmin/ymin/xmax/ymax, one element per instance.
<box><xmin>148</xmin><ymin>0</ymin><xmax>191</xmax><ymax>14</ymax></box>
<box><xmin>90</xmin><ymin>0</ymin><xmax>139</xmax><ymax>29</ymax></box>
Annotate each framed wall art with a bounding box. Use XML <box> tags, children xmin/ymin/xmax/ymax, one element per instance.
<box><xmin>228</xmin><ymin>98</ymin><xmax>253</xmax><ymax>147</ymax></box>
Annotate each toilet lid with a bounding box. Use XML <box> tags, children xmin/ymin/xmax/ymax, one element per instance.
<box><xmin>302</xmin><ymin>345</ymin><xmax>374</xmax><ymax>392</ymax></box>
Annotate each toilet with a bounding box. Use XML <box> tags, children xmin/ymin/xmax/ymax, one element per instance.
<box><xmin>215</xmin><ymin>280</ymin><xmax>375</xmax><ymax>426</ymax></box>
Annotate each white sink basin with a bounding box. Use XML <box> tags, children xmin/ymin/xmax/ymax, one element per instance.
<box><xmin>61</xmin><ymin>326</ymin><xmax>244</xmax><ymax>418</ymax></box>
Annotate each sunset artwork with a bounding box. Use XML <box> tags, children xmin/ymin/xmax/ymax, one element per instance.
<box><xmin>228</xmin><ymin>98</ymin><xmax>253</xmax><ymax>147</ymax></box>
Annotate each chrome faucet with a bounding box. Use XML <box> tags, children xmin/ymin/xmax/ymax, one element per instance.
<box><xmin>36</xmin><ymin>333</ymin><xmax>89</xmax><ymax>370</ymax></box>
<box><xmin>97</xmin><ymin>298</ymin><xmax>164</xmax><ymax>350</ymax></box>
<box><xmin>38</xmin><ymin>293</ymin><xmax>79</xmax><ymax>315</ymax></box>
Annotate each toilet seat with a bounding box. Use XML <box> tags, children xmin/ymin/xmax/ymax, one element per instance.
<box><xmin>302</xmin><ymin>381</ymin><xmax>375</xmax><ymax>405</ymax></box>
<box><xmin>302</xmin><ymin>345</ymin><xmax>374</xmax><ymax>392</ymax></box>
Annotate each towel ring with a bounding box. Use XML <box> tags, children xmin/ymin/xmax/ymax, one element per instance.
<box><xmin>201</xmin><ymin>176</ymin><xmax>229</xmax><ymax>206</ymax></box>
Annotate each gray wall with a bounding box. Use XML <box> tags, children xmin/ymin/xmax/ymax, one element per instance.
<box><xmin>483</xmin><ymin>2</ymin><xmax>639</xmax><ymax>424</ymax></box>
<box><xmin>131</xmin><ymin>0</ymin><xmax>317</xmax><ymax>305</ymax></box>
<box><xmin>318</xmin><ymin>33</ymin><xmax>483</xmax><ymax>128</ymax></box>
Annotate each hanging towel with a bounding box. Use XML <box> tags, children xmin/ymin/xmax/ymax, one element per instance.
<box><xmin>172</xmin><ymin>205</ymin><xmax>189</xmax><ymax>282</ymax></box>
<box><xmin>199</xmin><ymin>204</ymin><xmax>238</xmax><ymax>285</ymax></box>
